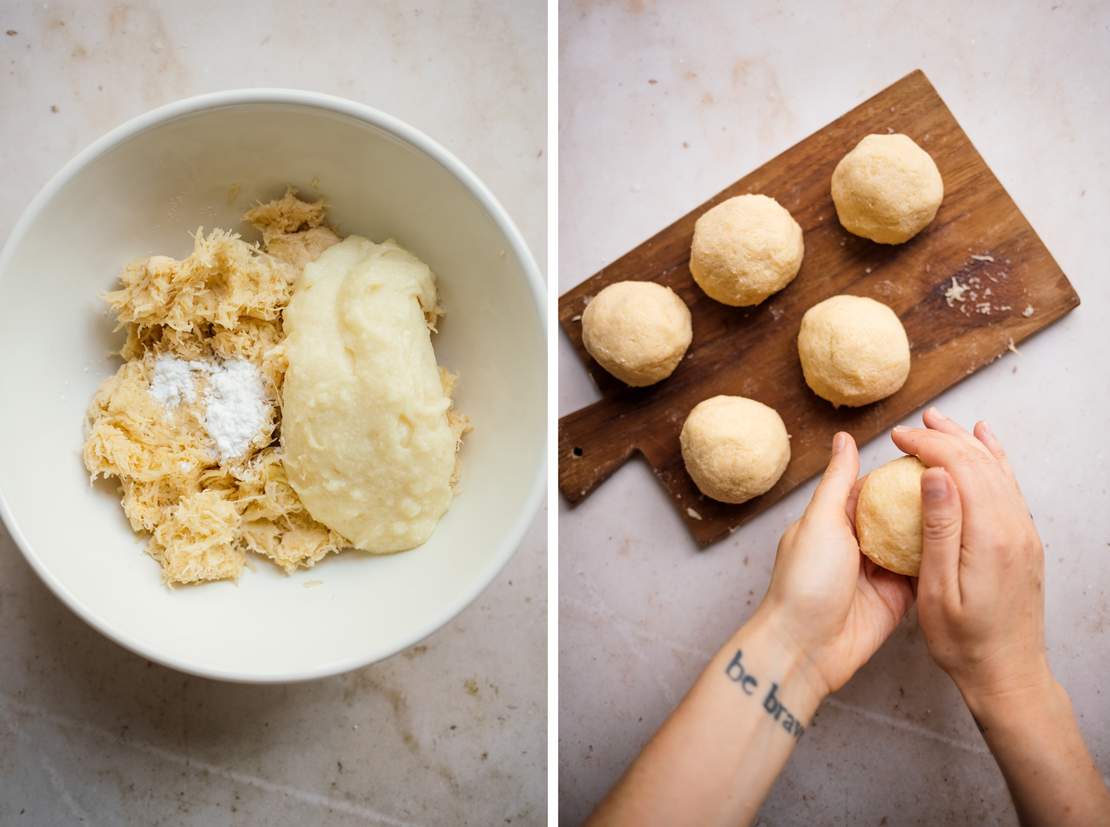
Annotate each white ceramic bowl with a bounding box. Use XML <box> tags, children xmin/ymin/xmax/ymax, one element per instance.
<box><xmin>0</xmin><ymin>90</ymin><xmax>546</xmax><ymax>682</ymax></box>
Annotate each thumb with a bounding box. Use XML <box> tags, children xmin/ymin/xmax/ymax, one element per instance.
<box><xmin>807</xmin><ymin>432</ymin><xmax>859</xmax><ymax>520</ymax></box>
<box><xmin>918</xmin><ymin>467</ymin><xmax>962</xmax><ymax>611</ymax></box>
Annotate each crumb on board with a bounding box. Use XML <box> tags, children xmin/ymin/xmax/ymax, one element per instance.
<box><xmin>1023</xmin><ymin>304</ymin><xmax>1035</xmax><ymax>317</ymax></box>
<box><xmin>945</xmin><ymin>277</ymin><xmax>969</xmax><ymax>306</ymax></box>
<box><xmin>303</xmin><ymin>579</ymin><xmax>323</xmax><ymax>589</ymax></box>
<box><xmin>571</xmin><ymin>314</ymin><xmax>582</xmax><ymax>322</ymax></box>
<box><xmin>945</xmin><ymin>272</ymin><xmax>1016</xmax><ymax>317</ymax></box>
<box><xmin>970</xmin><ymin>254</ymin><xmax>995</xmax><ymax>262</ymax></box>
<box><xmin>686</xmin><ymin>507</ymin><xmax>702</xmax><ymax>521</ymax></box>
<box><xmin>1007</xmin><ymin>338</ymin><xmax>1020</xmax><ymax>355</ymax></box>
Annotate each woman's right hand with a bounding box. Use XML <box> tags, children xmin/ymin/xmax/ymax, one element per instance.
<box><xmin>891</xmin><ymin>408</ymin><xmax>1052</xmax><ymax>708</ymax></box>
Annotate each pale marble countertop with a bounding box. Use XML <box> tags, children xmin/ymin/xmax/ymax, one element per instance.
<box><xmin>0</xmin><ymin>2</ymin><xmax>546</xmax><ymax>825</ymax></box>
<box><xmin>559</xmin><ymin>1</ymin><xmax>1110</xmax><ymax>824</ymax></box>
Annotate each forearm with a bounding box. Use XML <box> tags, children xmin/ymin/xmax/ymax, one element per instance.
<box><xmin>588</xmin><ymin>610</ymin><xmax>825</xmax><ymax>827</ymax></box>
<box><xmin>964</xmin><ymin>677</ymin><xmax>1110</xmax><ymax>827</ymax></box>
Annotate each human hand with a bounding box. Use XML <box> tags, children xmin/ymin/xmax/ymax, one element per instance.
<box><xmin>891</xmin><ymin>408</ymin><xmax>1051</xmax><ymax>708</ymax></box>
<box><xmin>755</xmin><ymin>432</ymin><xmax>915</xmax><ymax>700</ymax></box>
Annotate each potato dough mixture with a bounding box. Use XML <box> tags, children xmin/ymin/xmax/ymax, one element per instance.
<box><xmin>83</xmin><ymin>190</ymin><xmax>465</xmax><ymax>585</ymax></box>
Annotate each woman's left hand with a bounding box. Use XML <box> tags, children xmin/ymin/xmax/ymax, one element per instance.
<box><xmin>755</xmin><ymin>432</ymin><xmax>916</xmax><ymax>699</ymax></box>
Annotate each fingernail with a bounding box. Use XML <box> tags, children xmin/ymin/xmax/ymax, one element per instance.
<box><xmin>892</xmin><ymin>425</ymin><xmax>908</xmax><ymax>434</ymax></box>
<box><xmin>980</xmin><ymin>421</ymin><xmax>994</xmax><ymax>439</ymax></box>
<box><xmin>833</xmin><ymin>432</ymin><xmax>847</xmax><ymax>453</ymax></box>
<box><xmin>923</xmin><ymin>470</ymin><xmax>947</xmax><ymax>502</ymax></box>
<box><xmin>928</xmin><ymin>406</ymin><xmax>946</xmax><ymax>420</ymax></box>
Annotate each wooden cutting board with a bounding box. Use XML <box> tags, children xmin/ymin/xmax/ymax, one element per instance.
<box><xmin>558</xmin><ymin>69</ymin><xmax>1079</xmax><ymax>547</ymax></box>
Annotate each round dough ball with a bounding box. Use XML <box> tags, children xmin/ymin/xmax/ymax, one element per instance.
<box><xmin>831</xmin><ymin>133</ymin><xmax>943</xmax><ymax>244</ymax></box>
<box><xmin>856</xmin><ymin>456</ymin><xmax>927</xmax><ymax>576</ymax></box>
<box><xmin>798</xmin><ymin>295</ymin><xmax>910</xmax><ymax>407</ymax></box>
<box><xmin>680</xmin><ymin>396</ymin><xmax>790</xmax><ymax>504</ymax></box>
<box><xmin>690</xmin><ymin>194</ymin><xmax>804</xmax><ymax>307</ymax></box>
<box><xmin>581</xmin><ymin>280</ymin><xmax>692</xmax><ymax>387</ymax></box>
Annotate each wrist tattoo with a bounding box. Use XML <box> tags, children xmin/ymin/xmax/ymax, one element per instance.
<box><xmin>724</xmin><ymin>649</ymin><xmax>806</xmax><ymax>739</ymax></box>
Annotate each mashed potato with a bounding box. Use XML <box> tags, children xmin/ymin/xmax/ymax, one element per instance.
<box><xmin>281</xmin><ymin>236</ymin><xmax>468</xmax><ymax>553</ymax></box>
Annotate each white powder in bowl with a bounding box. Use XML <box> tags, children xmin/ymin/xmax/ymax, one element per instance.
<box><xmin>148</xmin><ymin>355</ymin><xmax>269</xmax><ymax>461</ymax></box>
<box><xmin>150</xmin><ymin>355</ymin><xmax>200</xmax><ymax>406</ymax></box>
<box><xmin>203</xmin><ymin>359</ymin><xmax>268</xmax><ymax>460</ymax></box>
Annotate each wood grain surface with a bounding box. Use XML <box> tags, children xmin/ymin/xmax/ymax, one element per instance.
<box><xmin>558</xmin><ymin>69</ymin><xmax>1079</xmax><ymax>547</ymax></box>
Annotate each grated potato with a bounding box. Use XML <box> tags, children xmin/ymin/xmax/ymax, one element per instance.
<box><xmin>83</xmin><ymin>190</ymin><xmax>347</xmax><ymax>586</ymax></box>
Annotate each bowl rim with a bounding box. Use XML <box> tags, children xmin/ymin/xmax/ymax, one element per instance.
<box><xmin>0</xmin><ymin>88</ymin><xmax>547</xmax><ymax>684</ymax></box>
